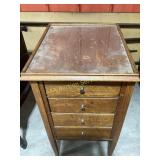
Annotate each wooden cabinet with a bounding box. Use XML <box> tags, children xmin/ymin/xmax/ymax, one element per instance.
<box><xmin>21</xmin><ymin>24</ymin><xmax>139</xmax><ymax>156</ymax></box>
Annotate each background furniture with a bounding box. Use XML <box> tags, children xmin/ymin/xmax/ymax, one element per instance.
<box><xmin>20</xmin><ymin>28</ymin><xmax>30</xmax><ymax>149</ymax></box>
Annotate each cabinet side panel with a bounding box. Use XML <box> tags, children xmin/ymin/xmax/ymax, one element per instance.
<box><xmin>108</xmin><ymin>82</ymin><xmax>135</xmax><ymax>155</ymax></box>
<box><xmin>30</xmin><ymin>82</ymin><xmax>59</xmax><ymax>155</ymax></box>
<box><xmin>39</xmin><ymin>82</ymin><xmax>58</xmax><ymax>139</ymax></box>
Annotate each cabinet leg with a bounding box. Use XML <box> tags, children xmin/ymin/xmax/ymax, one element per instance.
<box><xmin>51</xmin><ymin>140</ymin><xmax>59</xmax><ymax>156</ymax></box>
<box><xmin>107</xmin><ymin>83</ymin><xmax>135</xmax><ymax>156</ymax></box>
<box><xmin>108</xmin><ymin>139</ymin><xmax>117</xmax><ymax>156</ymax></box>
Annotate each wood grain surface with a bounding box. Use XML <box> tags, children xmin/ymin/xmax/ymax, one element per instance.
<box><xmin>26</xmin><ymin>24</ymin><xmax>133</xmax><ymax>74</ymax></box>
<box><xmin>48</xmin><ymin>97</ymin><xmax>118</xmax><ymax>113</ymax></box>
<box><xmin>108</xmin><ymin>82</ymin><xmax>135</xmax><ymax>156</ymax></box>
<box><xmin>45</xmin><ymin>82</ymin><xmax>121</xmax><ymax>98</ymax></box>
<box><xmin>30</xmin><ymin>82</ymin><xmax>59</xmax><ymax>155</ymax></box>
<box><xmin>54</xmin><ymin>126</ymin><xmax>112</xmax><ymax>140</ymax></box>
<box><xmin>52</xmin><ymin>113</ymin><xmax>114</xmax><ymax>127</ymax></box>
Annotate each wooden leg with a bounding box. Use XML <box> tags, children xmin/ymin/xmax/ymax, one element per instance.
<box><xmin>30</xmin><ymin>82</ymin><xmax>59</xmax><ymax>156</ymax></box>
<box><xmin>20</xmin><ymin>136</ymin><xmax>27</xmax><ymax>149</ymax></box>
<box><xmin>108</xmin><ymin>83</ymin><xmax>135</xmax><ymax>156</ymax></box>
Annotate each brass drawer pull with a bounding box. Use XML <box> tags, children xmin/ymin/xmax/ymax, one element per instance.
<box><xmin>81</xmin><ymin>119</ymin><xmax>85</xmax><ymax>124</ymax></box>
<box><xmin>80</xmin><ymin>86</ymin><xmax>85</xmax><ymax>94</ymax></box>
<box><xmin>81</xmin><ymin>131</ymin><xmax>84</xmax><ymax>136</ymax></box>
<box><xmin>80</xmin><ymin>104</ymin><xmax>85</xmax><ymax>111</ymax></box>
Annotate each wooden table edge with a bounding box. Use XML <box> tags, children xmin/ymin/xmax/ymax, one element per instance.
<box><xmin>20</xmin><ymin>75</ymin><xmax>140</xmax><ymax>82</ymax></box>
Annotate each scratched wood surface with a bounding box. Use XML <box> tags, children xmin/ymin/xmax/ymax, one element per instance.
<box><xmin>48</xmin><ymin>98</ymin><xmax>118</xmax><ymax>113</ymax></box>
<box><xmin>44</xmin><ymin>82</ymin><xmax>121</xmax><ymax>98</ymax></box>
<box><xmin>26</xmin><ymin>24</ymin><xmax>133</xmax><ymax>74</ymax></box>
<box><xmin>54</xmin><ymin>126</ymin><xmax>112</xmax><ymax>140</ymax></box>
<box><xmin>52</xmin><ymin>113</ymin><xmax>114</xmax><ymax>127</ymax></box>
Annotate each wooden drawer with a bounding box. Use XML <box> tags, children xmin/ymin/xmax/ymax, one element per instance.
<box><xmin>52</xmin><ymin>113</ymin><xmax>114</xmax><ymax>127</ymax></box>
<box><xmin>44</xmin><ymin>82</ymin><xmax>121</xmax><ymax>98</ymax></box>
<box><xmin>48</xmin><ymin>98</ymin><xmax>118</xmax><ymax>113</ymax></box>
<box><xmin>54</xmin><ymin>127</ymin><xmax>112</xmax><ymax>140</ymax></box>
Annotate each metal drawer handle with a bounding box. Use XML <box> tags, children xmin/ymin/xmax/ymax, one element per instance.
<box><xmin>80</xmin><ymin>86</ymin><xmax>85</xmax><ymax>94</ymax></box>
<box><xmin>80</xmin><ymin>104</ymin><xmax>85</xmax><ymax>111</ymax></box>
<box><xmin>81</xmin><ymin>119</ymin><xmax>85</xmax><ymax>124</ymax></box>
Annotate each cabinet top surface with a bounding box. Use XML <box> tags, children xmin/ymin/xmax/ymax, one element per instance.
<box><xmin>26</xmin><ymin>24</ymin><xmax>133</xmax><ymax>75</ymax></box>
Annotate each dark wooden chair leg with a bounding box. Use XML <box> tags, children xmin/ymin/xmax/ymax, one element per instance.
<box><xmin>20</xmin><ymin>136</ymin><xmax>27</xmax><ymax>149</ymax></box>
<box><xmin>20</xmin><ymin>29</ymin><xmax>30</xmax><ymax>150</ymax></box>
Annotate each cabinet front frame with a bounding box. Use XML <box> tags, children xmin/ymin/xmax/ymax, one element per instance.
<box><xmin>30</xmin><ymin>81</ymin><xmax>135</xmax><ymax>155</ymax></box>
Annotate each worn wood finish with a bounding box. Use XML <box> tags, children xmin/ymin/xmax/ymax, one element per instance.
<box><xmin>26</xmin><ymin>24</ymin><xmax>133</xmax><ymax>74</ymax></box>
<box><xmin>45</xmin><ymin>82</ymin><xmax>121</xmax><ymax>98</ymax></box>
<box><xmin>52</xmin><ymin>113</ymin><xmax>114</xmax><ymax>127</ymax></box>
<box><xmin>48</xmin><ymin>97</ymin><xmax>118</xmax><ymax>113</ymax></box>
<box><xmin>54</xmin><ymin>126</ymin><xmax>112</xmax><ymax>140</ymax></box>
<box><xmin>38</xmin><ymin>82</ymin><xmax>58</xmax><ymax>142</ymax></box>
<box><xmin>21</xmin><ymin>74</ymin><xmax>139</xmax><ymax>82</ymax></box>
<box><xmin>108</xmin><ymin>83</ymin><xmax>135</xmax><ymax>156</ymax></box>
<box><xmin>21</xmin><ymin>23</ymin><xmax>139</xmax><ymax>82</ymax></box>
<box><xmin>30</xmin><ymin>82</ymin><xmax>59</xmax><ymax>155</ymax></box>
<box><xmin>20</xmin><ymin>22</ymin><xmax>140</xmax><ymax>69</ymax></box>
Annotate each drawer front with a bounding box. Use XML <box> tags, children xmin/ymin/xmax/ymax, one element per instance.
<box><xmin>52</xmin><ymin>113</ymin><xmax>114</xmax><ymax>127</ymax></box>
<box><xmin>48</xmin><ymin>98</ymin><xmax>118</xmax><ymax>113</ymax></box>
<box><xmin>45</xmin><ymin>82</ymin><xmax>121</xmax><ymax>98</ymax></box>
<box><xmin>54</xmin><ymin>127</ymin><xmax>112</xmax><ymax>140</ymax></box>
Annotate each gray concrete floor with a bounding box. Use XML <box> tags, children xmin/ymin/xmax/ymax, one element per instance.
<box><xmin>20</xmin><ymin>84</ymin><xmax>140</xmax><ymax>156</ymax></box>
